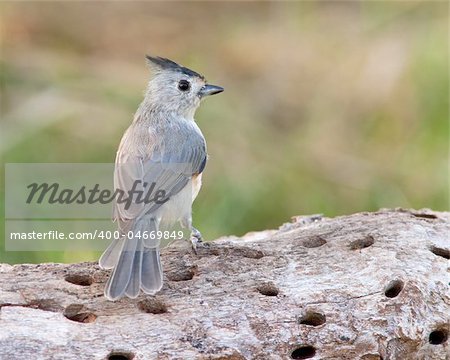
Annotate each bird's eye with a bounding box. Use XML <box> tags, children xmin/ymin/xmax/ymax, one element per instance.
<box><xmin>178</xmin><ymin>80</ymin><xmax>191</xmax><ymax>92</ymax></box>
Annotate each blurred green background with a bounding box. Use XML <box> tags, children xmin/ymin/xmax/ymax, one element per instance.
<box><xmin>1</xmin><ymin>1</ymin><xmax>448</xmax><ymax>264</ymax></box>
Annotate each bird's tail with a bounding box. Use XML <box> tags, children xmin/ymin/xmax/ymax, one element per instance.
<box><xmin>100</xmin><ymin>218</ymin><xmax>163</xmax><ymax>301</ymax></box>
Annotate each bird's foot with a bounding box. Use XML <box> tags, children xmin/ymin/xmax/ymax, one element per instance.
<box><xmin>190</xmin><ymin>227</ymin><xmax>203</xmax><ymax>255</ymax></box>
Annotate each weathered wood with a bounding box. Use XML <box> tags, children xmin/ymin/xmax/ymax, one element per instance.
<box><xmin>0</xmin><ymin>209</ymin><xmax>449</xmax><ymax>360</ymax></box>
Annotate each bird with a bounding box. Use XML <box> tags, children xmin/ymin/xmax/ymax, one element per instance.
<box><xmin>99</xmin><ymin>55</ymin><xmax>223</xmax><ymax>301</ymax></box>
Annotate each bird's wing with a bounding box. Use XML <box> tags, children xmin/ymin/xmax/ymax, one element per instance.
<box><xmin>113</xmin><ymin>122</ymin><xmax>207</xmax><ymax>242</ymax></box>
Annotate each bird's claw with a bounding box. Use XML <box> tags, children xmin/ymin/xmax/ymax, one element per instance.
<box><xmin>190</xmin><ymin>227</ymin><xmax>203</xmax><ymax>255</ymax></box>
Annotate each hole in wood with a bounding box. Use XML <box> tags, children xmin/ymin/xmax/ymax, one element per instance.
<box><xmin>384</xmin><ymin>279</ymin><xmax>404</xmax><ymax>298</ymax></box>
<box><xmin>244</xmin><ymin>250</ymin><xmax>264</xmax><ymax>259</ymax></box>
<box><xmin>299</xmin><ymin>311</ymin><xmax>326</xmax><ymax>326</ymax></box>
<box><xmin>65</xmin><ymin>273</ymin><xmax>94</xmax><ymax>286</ymax></box>
<box><xmin>302</xmin><ymin>235</ymin><xmax>326</xmax><ymax>248</ymax></box>
<box><xmin>65</xmin><ymin>312</ymin><xmax>97</xmax><ymax>323</ymax></box>
<box><xmin>235</xmin><ymin>247</ymin><xmax>265</xmax><ymax>259</ymax></box>
<box><xmin>64</xmin><ymin>304</ymin><xmax>97</xmax><ymax>323</ymax></box>
<box><xmin>429</xmin><ymin>328</ymin><xmax>448</xmax><ymax>345</ymax></box>
<box><xmin>107</xmin><ymin>352</ymin><xmax>135</xmax><ymax>360</ymax></box>
<box><xmin>361</xmin><ymin>355</ymin><xmax>383</xmax><ymax>360</ymax></box>
<box><xmin>291</xmin><ymin>345</ymin><xmax>316</xmax><ymax>359</ymax></box>
<box><xmin>412</xmin><ymin>212</ymin><xmax>438</xmax><ymax>219</ymax></box>
<box><xmin>257</xmin><ymin>282</ymin><xmax>279</xmax><ymax>296</ymax></box>
<box><xmin>166</xmin><ymin>267</ymin><xmax>196</xmax><ymax>281</ymax></box>
<box><xmin>349</xmin><ymin>235</ymin><xmax>374</xmax><ymax>250</ymax></box>
<box><xmin>430</xmin><ymin>246</ymin><xmax>450</xmax><ymax>260</ymax></box>
<box><xmin>137</xmin><ymin>299</ymin><xmax>167</xmax><ymax>314</ymax></box>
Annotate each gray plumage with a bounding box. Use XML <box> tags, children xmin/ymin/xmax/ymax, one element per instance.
<box><xmin>99</xmin><ymin>55</ymin><xmax>223</xmax><ymax>300</ymax></box>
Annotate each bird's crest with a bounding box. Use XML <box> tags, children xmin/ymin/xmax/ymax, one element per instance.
<box><xmin>145</xmin><ymin>55</ymin><xmax>205</xmax><ymax>80</ymax></box>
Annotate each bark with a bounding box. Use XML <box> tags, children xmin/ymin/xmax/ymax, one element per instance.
<box><xmin>0</xmin><ymin>208</ymin><xmax>449</xmax><ymax>360</ymax></box>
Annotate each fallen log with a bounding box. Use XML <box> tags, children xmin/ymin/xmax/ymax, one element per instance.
<box><xmin>0</xmin><ymin>208</ymin><xmax>448</xmax><ymax>359</ymax></box>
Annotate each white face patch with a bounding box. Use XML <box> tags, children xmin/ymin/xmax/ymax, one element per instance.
<box><xmin>146</xmin><ymin>71</ymin><xmax>205</xmax><ymax>119</ymax></box>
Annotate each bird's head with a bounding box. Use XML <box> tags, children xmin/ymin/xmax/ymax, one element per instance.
<box><xmin>144</xmin><ymin>55</ymin><xmax>223</xmax><ymax>119</ymax></box>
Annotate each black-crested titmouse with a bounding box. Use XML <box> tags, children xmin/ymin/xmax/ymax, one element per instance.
<box><xmin>99</xmin><ymin>56</ymin><xmax>223</xmax><ymax>300</ymax></box>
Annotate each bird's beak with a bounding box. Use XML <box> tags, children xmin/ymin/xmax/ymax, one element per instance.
<box><xmin>199</xmin><ymin>84</ymin><xmax>224</xmax><ymax>98</ymax></box>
